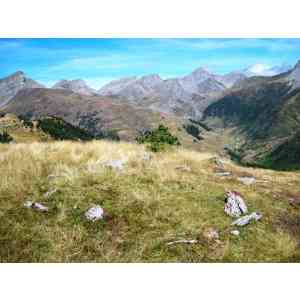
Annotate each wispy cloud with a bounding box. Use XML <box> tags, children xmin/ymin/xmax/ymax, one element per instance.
<box><xmin>158</xmin><ymin>38</ymin><xmax>300</xmax><ymax>52</ymax></box>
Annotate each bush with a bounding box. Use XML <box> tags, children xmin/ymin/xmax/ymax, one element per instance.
<box><xmin>136</xmin><ymin>124</ymin><xmax>180</xmax><ymax>152</ymax></box>
<box><xmin>189</xmin><ymin>118</ymin><xmax>212</xmax><ymax>131</ymax></box>
<box><xmin>18</xmin><ymin>115</ymin><xmax>34</xmax><ymax>128</ymax></box>
<box><xmin>95</xmin><ymin>130</ymin><xmax>120</xmax><ymax>141</ymax></box>
<box><xmin>183</xmin><ymin>124</ymin><xmax>202</xmax><ymax>140</ymax></box>
<box><xmin>0</xmin><ymin>131</ymin><xmax>13</xmax><ymax>143</ymax></box>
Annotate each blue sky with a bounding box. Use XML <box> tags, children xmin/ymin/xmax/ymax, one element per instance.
<box><xmin>0</xmin><ymin>38</ymin><xmax>299</xmax><ymax>89</ymax></box>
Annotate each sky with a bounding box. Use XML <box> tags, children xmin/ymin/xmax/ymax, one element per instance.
<box><xmin>0</xmin><ymin>38</ymin><xmax>299</xmax><ymax>89</ymax></box>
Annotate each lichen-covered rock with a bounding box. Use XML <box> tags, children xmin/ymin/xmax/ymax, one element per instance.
<box><xmin>224</xmin><ymin>191</ymin><xmax>248</xmax><ymax>217</ymax></box>
<box><xmin>85</xmin><ymin>206</ymin><xmax>104</xmax><ymax>221</ymax></box>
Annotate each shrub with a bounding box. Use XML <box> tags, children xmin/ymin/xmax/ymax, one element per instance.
<box><xmin>18</xmin><ymin>115</ymin><xmax>34</xmax><ymax>128</ymax></box>
<box><xmin>95</xmin><ymin>130</ymin><xmax>120</xmax><ymax>141</ymax></box>
<box><xmin>0</xmin><ymin>131</ymin><xmax>13</xmax><ymax>143</ymax></box>
<box><xmin>183</xmin><ymin>124</ymin><xmax>202</xmax><ymax>140</ymax></box>
<box><xmin>136</xmin><ymin>124</ymin><xmax>180</xmax><ymax>152</ymax></box>
<box><xmin>189</xmin><ymin>118</ymin><xmax>212</xmax><ymax>131</ymax></box>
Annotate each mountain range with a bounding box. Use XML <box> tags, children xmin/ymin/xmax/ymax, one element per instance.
<box><xmin>0</xmin><ymin>61</ymin><xmax>299</xmax><ymax>169</ymax></box>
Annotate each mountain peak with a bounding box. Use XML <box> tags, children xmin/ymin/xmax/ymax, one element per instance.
<box><xmin>52</xmin><ymin>79</ymin><xmax>96</xmax><ymax>96</ymax></box>
<box><xmin>191</xmin><ymin>67</ymin><xmax>212</xmax><ymax>76</ymax></box>
<box><xmin>0</xmin><ymin>71</ymin><xmax>44</xmax><ymax>107</ymax></box>
<box><xmin>140</xmin><ymin>74</ymin><xmax>161</xmax><ymax>80</ymax></box>
<box><xmin>12</xmin><ymin>70</ymin><xmax>25</xmax><ymax>77</ymax></box>
<box><xmin>294</xmin><ymin>60</ymin><xmax>300</xmax><ymax>69</ymax></box>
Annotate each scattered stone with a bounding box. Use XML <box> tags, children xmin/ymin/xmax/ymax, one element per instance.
<box><xmin>231</xmin><ymin>230</ymin><xmax>240</xmax><ymax>236</ymax></box>
<box><xmin>237</xmin><ymin>176</ymin><xmax>256</xmax><ymax>185</ymax></box>
<box><xmin>175</xmin><ymin>165</ymin><xmax>191</xmax><ymax>172</ymax></box>
<box><xmin>288</xmin><ymin>197</ymin><xmax>300</xmax><ymax>208</ymax></box>
<box><xmin>215</xmin><ymin>171</ymin><xmax>231</xmax><ymax>177</ymax></box>
<box><xmin>213</xmin><ymin>157</ymin><xmax>225</xmax><ymax>169</ymax></box>
<box><xmin>203</xmin><ymin>227</ymin><xmax>219</xmax><ymax>241</ymax></box>
<box><xmin>142</xmin><ymin>153</ymin><xmax>152</xmax><ymax>161</ymax></box>
<box><xmin>224</xmin><ymin>191</ymin><xmax>248</xmax><ymax>217</ymax></box>
<box><xmin>166</xmin><ymin>239</ymin><xmax>199</xmax><ymax>246</ymax></box>
<box><xmin>231</xmin><ymin>212</ymin><xmax>262</xmax><ymax>226</ymax></box>
<box><xmin>44</xmin><ymin>188</ymin><xmax>58</xmax><ymax>198</ymax></box>
<box><xmin>24</xmin><ymin>201</ymin><xmax>49</xmax><ymax>212</ymax></box>
<box><xmin>103</xmin><ymin>158</ymin><xmax>127</xmax><ymax>171</ymax></box>
<box><xmin>85</xmin><ymin>205</ymin><xmax>105</xmax><ymax>221</ymax></box>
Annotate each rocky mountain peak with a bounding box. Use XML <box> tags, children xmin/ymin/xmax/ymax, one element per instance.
<box><xmin>11</xmin><ymin>70</ymin><xmax>25</xmax><ymax>78</ymax></box>
<box><xmin>139</xmin><ymin>74</ymin><xmax>163</xmax><ymax>88</ymax></box>
<box><xmin>288</xmin><ymin>60</ymin><xmax>300</xmax><ymax>87</ymax></box>
<box><xmin>0</xmin><ymin>71</ymin><xmax>44</xmax><ymax>107</ymax></box>
<box><xmin>294</xmin><ymin>60</ymin><xmax>300</xmax><ymax>69</ymax></box>
<box><xmin>52</xmin><ymin>79</ymin><xmax>96</xmax><ymax>96</ymax></box>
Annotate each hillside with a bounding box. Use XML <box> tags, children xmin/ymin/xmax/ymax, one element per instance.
<box><xmin>202</xmin><ymin>61</ymin><xmax>300</xmax><ymax>169</ymax></box>
<box><xmin>0</xmin><ymin>140</ymin><xmax>299</xmax><ymax>262</ymax></box>
<box><xmin>1</xmin><ymin>88</ymin><xmax>174</xmax><ymax>141</ymax></box>
<box><xmin>1</xmin><ymin>89</ymin><xmax>231</xmax><ymax>153</ymax></box>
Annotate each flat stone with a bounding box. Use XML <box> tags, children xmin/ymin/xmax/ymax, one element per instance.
<box><xmin>231</xmin><ymin>230</ymin><xmax>240</xmax><ymax>236</ymax></box>
<box><xmin>24</xmin><ymin>201</ymin><xmax>49</xmax><ymax>212</ymax></box>
<box><xmin>215</xmin><ymin>172</ymin><xmax>231</xmax><ymax>177</ymax></box>
<box><xmin>237</xmin><ymin>176</ymin><xmax>256</xmax><ymax>185</ymax></box>
<box><xmin>231</xmin><ymin>212</ymin><xmax>262</xmax><ymax>226</ymax></box>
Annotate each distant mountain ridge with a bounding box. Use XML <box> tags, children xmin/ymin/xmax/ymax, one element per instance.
<box><xmin>98</xmin><ymin>67</ymin><xmax>246</xmax><ymax>101</ymax></box>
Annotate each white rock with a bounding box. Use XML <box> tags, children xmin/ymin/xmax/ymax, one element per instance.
<box><xmin>142</xmin><ymin>153</ymin><xmax>152</xmax><ymax>161</ymax></box>
<box><xmin>24</xmin><ymin>201</ymin><xmax>49</xmax><ymax>212</ymax></box>
<box><xmin>231</xmin><ymin>230</ymin><xmax>240</xmax><ymax>236</ymax></box>
<box><xmin>85</xmin><ymin>206</ymin><xmax>104</xmax><ymax>221</ymax></box>
<box><xmin>103</xmin><ymin>158</ymin><xmax>127</xmax><ymax>171</ymax></box>
<box><xmin>231</xmin><ymin>212</ymin><xmax>262</xmax><ymax>226</ymax></box>
<box><xmin>215</xmin><ymin>172</ymin><xmax>231</xmax><ymax>177</ymax></box>
<box><xmin>238</xmin><ymin>176</ymin><xmax>256</xmax><ymax>185</ymax></box>
<box><xmin>224</xmin><ymin>191</ymin><xmax>248</xmax><ymax>217</ymax></box>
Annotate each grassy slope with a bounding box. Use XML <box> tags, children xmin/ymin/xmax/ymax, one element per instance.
<box><xmin>0</xmin><ymin>140</ymin><xmax>299</xmax><ymax>262</ymax></box>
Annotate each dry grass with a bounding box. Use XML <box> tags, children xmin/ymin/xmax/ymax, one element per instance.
<box><xmin>0</xmin><ymin>140</ymin><xmax>300</xmax><ymax>262</ymax></box>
